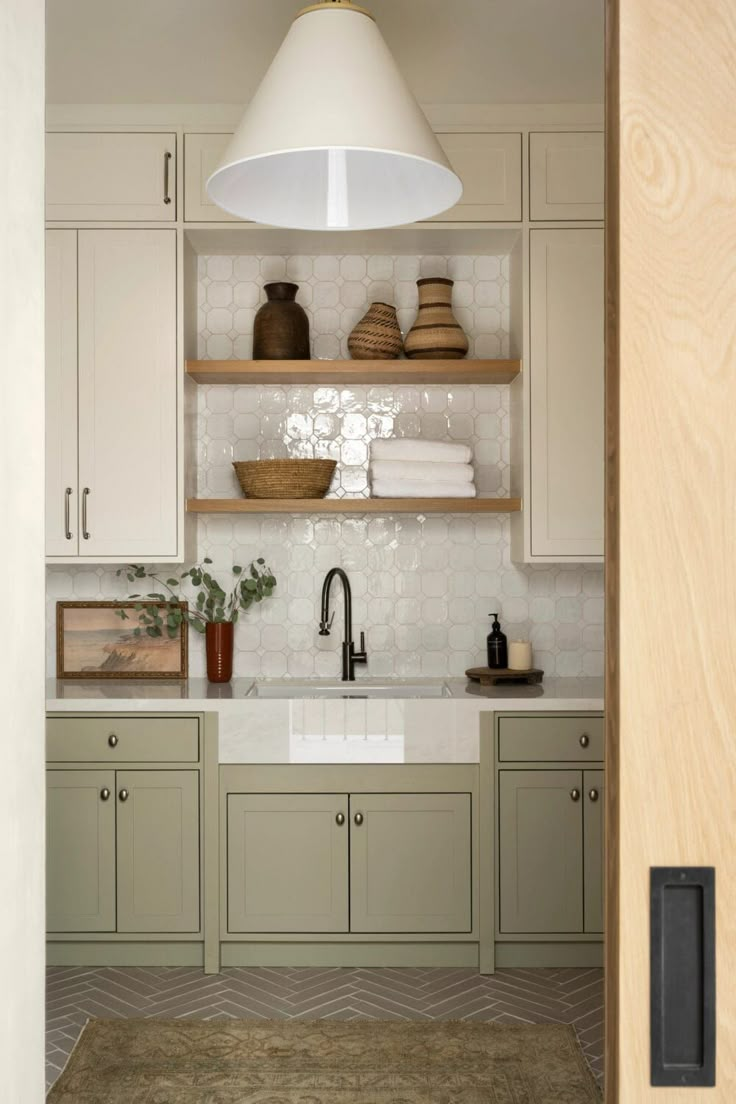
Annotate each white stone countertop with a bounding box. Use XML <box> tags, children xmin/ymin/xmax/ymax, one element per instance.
<box><xmin>46</xmin><ymin>677</ymin><xmax>604</xmax><ymax>765</ymax></box>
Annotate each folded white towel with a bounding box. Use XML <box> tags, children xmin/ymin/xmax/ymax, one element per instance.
<box><xmin>370</xmin><ymin>460</ymin><xmax>474</xmax><ymax>485</ymax></box>
<box><xmin>371</xmin><ymin>478</ymin><xmax>477</xmax><ymax>499</ymax></box>
<box><xmin>371</xmin><ymin>439</ymin><xmax>472</xmax><ymax>465</ymax></box>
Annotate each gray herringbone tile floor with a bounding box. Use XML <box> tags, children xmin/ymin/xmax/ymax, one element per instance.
<box><xmin>46</xmin><ymin>965</ymin><xmax>604</xmax><ymax>1092</ymax></box>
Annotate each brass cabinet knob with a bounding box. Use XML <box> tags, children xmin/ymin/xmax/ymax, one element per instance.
<box><xmin>589</xmin><ymin>788</ymin><xmax>600</xmax><ymax>802</ymax></box>
<box><xmin>118</xmin><ymin>789</ymin><xmax>129</xmax><ymax>802</ymax></box>
<box><xmin>354</xmin><ymin>812</ymin><xmax>364</xmax><ymax>826</ymax></box>
<box><xmin>108</xmin><ymin>734</ymin><xmax>118</xmax><ymax>748</ymax></box>
<box><xmin>579</xmin><ymin>734</ymin><xmax>590</xmax><ymax>748</ymax></box>
<box><xmin>570</xmin><ymin>788</ymin><xmax>581</xmax><ymax>802</ymax></box>
<box><xmin>335</xmin><ymin>812</ymin><xmax>345</xmax><ymax>826</ymax></box>
<box><xmin>100</xmin><ymin>788</ymin><xmax>111</xmax><ymax>801</ymax></box>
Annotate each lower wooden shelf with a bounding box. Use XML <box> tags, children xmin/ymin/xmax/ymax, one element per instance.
<box><xmin>187</xmin><ymin>497</ymin><xmax>521</xmax><ymax>515</ymax></box>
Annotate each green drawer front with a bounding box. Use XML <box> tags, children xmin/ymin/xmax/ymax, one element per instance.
<box><xmin>47</xmin><ymin>716</ymin><xmax>200</xmax><ymax>763</ymax></box>
<box><xmin>498</xmin><ymin>716</ymin><xmax>604</xmax><ymax>762</ymax></box>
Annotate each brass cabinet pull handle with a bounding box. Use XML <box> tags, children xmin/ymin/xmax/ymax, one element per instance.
<box><xmin>570</xmin><ymin>788</ymin><xmax>581</xmax><ymax>802</ymax></box>
<box><xmin>579</xmin><ymin>734</ymin><xmax>590</xmax><ymax>748</ymax></box>
<box><xmin>354</xmin><ymin>812</ymin><xmax>364</xmax><ymax>826</ymax></box>
<box><xmin>589</xmin><ymin>788</ymin><xmax>599</xmax><ymax>802</ymax></box>
<box><xmin>82</xmin><ymin>487</ymin><xmax>91</xmax><ymax>540</ymax></box>
<box><xmin>163</xmin><ymin>151</ymin><xmax>172</xmax><ymax>204</ymax></box>
<box><xmin>64</xmin><ymin>487</ymin><xmax>73</xmax><ymax>540</ymax></box>
<box><xmin>119</xmin><ymin>789</ymin><xmax>129</xmax><ymax>802</ymax></box>
<box><xmin>335</xmin><ymin>812</ymin><xmax>345</xmax><ymax>826</ymax></box>
<box><xmin>100</xmin><ymin>787</ymin><xmax>111</xmax><ymax>801</ymax></box>
<box><xmin>108</xmin><ymin>734</ymin><xmax>118</xmax><ymax>748</ymax></box>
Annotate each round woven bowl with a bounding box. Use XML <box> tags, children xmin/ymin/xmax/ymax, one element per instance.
<box><xmin>233</xmin><ymin>459</ymin><xmax>336</xmax><ymax>499</ymax></box>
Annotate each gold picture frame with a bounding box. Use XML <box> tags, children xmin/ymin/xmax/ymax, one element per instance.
<box><xmin>56</xmin><ymin>601</ymin><xmax>188</xmax><ymax>680</ymax></box>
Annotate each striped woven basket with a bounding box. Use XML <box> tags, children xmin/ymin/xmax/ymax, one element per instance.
<box><xmin>404</xmin><ymin>277</ymin><xmax>469</xmax><ymax>360</ymax></box>
<box><xmin>347</xmin><ymin>302</ymin><xmax>403</xmax><ymax>360</ymax></box>
<box><xmin>233</xmin><ymin>460</ymin><xmax>336</xmax><ymax>499</ymax></box>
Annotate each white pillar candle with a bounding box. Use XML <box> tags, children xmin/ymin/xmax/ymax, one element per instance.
<box><xmin>508</xmin><ymin>640</ymin><xmax>533</xmax><ymax>671</ymax></box>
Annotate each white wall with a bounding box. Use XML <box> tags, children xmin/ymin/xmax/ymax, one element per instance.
<box><xmin>0</xmin><ymin>0</ymin><xmax>46</xmax><ymax>1098</ymax></box>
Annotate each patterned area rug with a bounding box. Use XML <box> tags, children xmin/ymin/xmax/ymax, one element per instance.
<box><xmin>48</xmin><ymin>1017</ymin><xmax>602</xmax><ymax>1102</ymax></box>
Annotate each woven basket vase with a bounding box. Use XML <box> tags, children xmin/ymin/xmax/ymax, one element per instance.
<box><xmin>348</xmin><ymin>302</ymin><xmax>403</xmax><ymax>360</ymax></box>
<box><xmin>404</xmin><ymin>277</ymin><xmax>469</xmax><ymax>360</ymax></box>
<box><xmin>233</xmin><ymin>459</ymin><xmax>336</xmax><ymax>499</ymax></box>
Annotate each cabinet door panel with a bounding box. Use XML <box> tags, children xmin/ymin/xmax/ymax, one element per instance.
<box><xmin>529</xmin><ymin>132</ymin><xmax>604</xmax><ymax>220</ymax></box>
<box><xmin>350</xmin><ymin>793</ymin><xmax>471</xmax><ymax>933</ymax></box>
<box><xmin>184</xmin><ymin>134</ymin><xmax>243</xmax><ymax>223</ymax></box>
<box><xmin>499</xmin><ymin>770</ymin><xmax>583</xmax><ymax>934</ymax></box>
<box><xmin>77</xmin><ymin>230</ymin><xmax>178</xmax><ymax>558</ymax></box>
<box><xmin>227</xmin><ymin>794</ymin><xmax>349</xmax><ymax>933</ymax></box>
<box><xmin>530</xmin><ymin>229</ymin><xmax>604</xmax><ymax>558</ymax></box>
<box><xmin>46</xmin><ymin>769</ymin><xmax>116</xmax><ymax>932</ymax></box>
<box><xmin>116</xmin><ymin>770</ymin><xmax>200</xmax><ymax>933</ymax></box>
<box><xmin>584</xmin><ymin>770</ymin><xmax>605</xmax><ymax>933</ymax></box>
<box><xmin>429</xmin><ymin>133</ymin><xmax>521</xmax><ymax>222</ymax></box>
<box><xmin>45</xmin><ymin>230</ymin><xmax>79</xmax><ymax>557</ymax></box>
<box><xmin>46</xmin><ymin>133</ymin><xmax>176</xmax><ymax>221</ymax></box>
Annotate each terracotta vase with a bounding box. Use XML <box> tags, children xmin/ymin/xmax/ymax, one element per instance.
<box><xmin>404</xmin><ymin>277</ymin><xmax>469</xmax><ymax>360</ymax></box>
<box><xmin>206</xmin><ymin>621</ymin><xmax>234</xmax><ymax>683</ymax></box>
<box><xmin>347</xmin><ymin>302</ymin><xmax>403</xmax><ymax>360</ymax></box>
<box><xmin>253</xmin><ymin>282</ymin><xmax>310</xmax><ymax>360</ymax></box>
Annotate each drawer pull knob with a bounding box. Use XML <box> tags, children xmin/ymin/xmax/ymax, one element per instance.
<box><xmin>335</xmin><ymin>812</ymin><xmax>345</xmax><ymax>826</ymax></box>
<box><xmin>589</xmin><ymin>788</ymin><xmax>599</xmax><ymax>802</ymax></box>
<box><xmin>119</xmin><ymin>789</ymin><xmax>129</xmax><ymax>802</ymax></box>
<box><xmin>354</xmin><ymin>812</ymin><xmax>364</xmax><ymax>826</ymax></box>
<box><xmin>570</xmin><ymin>788</ymin><xmax>581</xmax><ymax>802</ymax></box>
<box><xmin>100</xmin><ymin>788</ymin><xmax>111</xmax><ymax>801</ymax></box>
<box><xmin>108</xmin><ymin>734</ymin><xmax>118</xmax><ymax>748</ymax></box>
<box><xmin>579</xmin><ymin>734</ymin><xmax>590</xmax><ymax>748</ymax></box>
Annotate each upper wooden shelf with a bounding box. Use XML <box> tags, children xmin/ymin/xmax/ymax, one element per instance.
<box><xmin>187</xmin><ymin>497</ymin><xmax>521</xmax><ymax>516</ymax></box>
<box><xmin>185</xmin><ymin>359</ymin><xmax>521</xmax><ymax>386</ymax></box>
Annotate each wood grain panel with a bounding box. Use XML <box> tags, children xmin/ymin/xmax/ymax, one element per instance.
<box><xmin>607</xmin><ymin>0</ymin><xmax>736</xmax><ymax>1097</ymax></box>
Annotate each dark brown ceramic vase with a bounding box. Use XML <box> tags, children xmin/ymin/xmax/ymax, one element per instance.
<box><xmin>253</xmin><ymin>282</ymin><xmax>310</xmax><ymax>360</ymax></box>
<box><xmin>206</xmin><ymin>622</ymin><xmax>234</xmax><ymax>683</ymax></box>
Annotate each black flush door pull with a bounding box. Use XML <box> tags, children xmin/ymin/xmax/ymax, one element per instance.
<box><xmin>650</xmin><ymin>867</ymin><xmax>715</xmax><ymax>1087</ymax></box>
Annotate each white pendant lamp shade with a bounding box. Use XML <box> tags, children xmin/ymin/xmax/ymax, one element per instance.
<box><xmin>206</xmin><ymin>1</ymin><xmax>462</xmax><ymax>230</ymax></box>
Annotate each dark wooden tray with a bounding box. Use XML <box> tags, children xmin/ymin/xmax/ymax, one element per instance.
<box><xmin>465</xmin><ymin>666</ymin><xmax>544</xmax><ymax>686</ymax></box>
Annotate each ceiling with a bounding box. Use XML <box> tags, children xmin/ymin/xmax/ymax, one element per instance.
<box><xmin>45</xmin><ymin>0</ymin><xmax>604</xmax><ymax>106</ymax></box>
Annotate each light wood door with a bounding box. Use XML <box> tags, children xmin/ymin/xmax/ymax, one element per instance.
<box><xmin>429</xmin><ymin>132</ymin><xmax>522</xmax><ymax>221</ymax></box>
<box><xmin>349</xmin><ymin>793</ymin><xmax>471</xmax><ymax>933</ymax></box>
<box><xmin>46</xmin><ymin>132</ymin><xmax>176</xmax><ymax>221</ymax></box>
<box><xmin>116</xmin><ymin>770</ymin><xmax>200</xmax><ymax>933</ymax></box>
<box><xmin>499</xmin><ymin>770</ymin><xmax>583</xmax><ymax>934</ymax></box>
<box><xmin>45</xmin><ymin>230</ymin><xmax>79</xmax><ymax>557</ymax></box>
<box><xmin>529</xmin><ymin>132</ymin><xmax>604</xmax><ymax>220</ymax></box>
<box><xmin>184</xmin><ymin>134</ymin><xmax>242</xmax><ymax>223</ymax></box>
<box><xmin>46</xmin><ymin>770</ymin><xmax>116</xmax><ymax>932</ymax></box>
<box><xmin>584</xmin><ymin>770</ymin><xmax>604</xmax><ymax>934</ymax></box>
<box><xmin>529</xmin><ymin>228</ymin><xmax>604</xmax><ymax>559</ymax></box>
<box><xmin>227</xmin><ymin>794</ymin><xmax>349</xmax><ymax>933</ymax></box>
<box><xmin>77</xmin><ymin>230</ymin><xmax>178</xmax><ymax>558</ymax></box>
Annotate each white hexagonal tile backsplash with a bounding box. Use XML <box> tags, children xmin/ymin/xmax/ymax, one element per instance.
<box><xmin>46</xmin><ymin>254</ymin><xmax>604</xmax><ymax>680</ymax></box>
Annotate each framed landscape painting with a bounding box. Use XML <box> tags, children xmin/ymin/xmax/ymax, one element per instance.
<box><xmin>56</xmin><ymin>601</ymin><xmax>188</xmax><ymax>679</ymax></box>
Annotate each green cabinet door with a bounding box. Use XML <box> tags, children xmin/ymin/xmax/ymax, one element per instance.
<box><xmin>499</xmin><ymin>770</ymin><xmax>584</xmax><ymax>934</ymax></box>
<box><xmin>349</xmin><ymin>793</ymin><xmax>472</xmax><ymax>933</ymax></box>
<box><xmin>47</xmin><ymin>769</ymin><xmax>116</xmax><ymax>932</ymax></box>
<box><xmin>227</xmin><ymin>793</ymin><xmax>349</xmax><ymax>933</ymax></box>
<box><xmin>584</xmin><ymin>769</ymin><xmax>604</xmax><ymax>933</ymax></box>
<box><xmin>116</xmin><ymin>770</ymin><xmax>200</xmax><ymax>933</ymax></box>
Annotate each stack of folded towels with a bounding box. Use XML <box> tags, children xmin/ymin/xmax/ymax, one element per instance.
<box><xmin>370</xmin><ymin>439</ymin><xmax>476</xmax><ymax>498</ymax></box>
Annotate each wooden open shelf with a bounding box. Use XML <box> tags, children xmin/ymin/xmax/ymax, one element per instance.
<box><xmin>185</xmin><ymin>359</ymin><xmax>521</xmax><ymax>386</ymax></box>
<box><xmin>187</xmin><ymin>497</ymin><xmax>521</xmax><ymax>515</ymax></box>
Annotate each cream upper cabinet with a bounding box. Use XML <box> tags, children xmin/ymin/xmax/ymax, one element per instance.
<box><xmin>46</xmin><ymin>132</ymin><xmax>176</xmax><ymax>221</ymax></box>
<box><xmin>529</xmin><ymin>132</ymin><xmax>604</xmax><ymax>221</ymax></box>
<box><xmin>45</xmin><ymin>230</ymin><xmax>79</xmax><ymax>556</ymax></box>
<box><xmin>429</xmin><ymin>133</ymin><xmax>522</xmax><ymax>222</ymax></box>
<box><xmin>528</xmin><ymin>228</ymin><xmax>604</xmax><ymax>559</ymax></box>
<box><xmin>184</xmin><ymin>133</ymin><xmax>243</xmax><ymax>223</ymax></box>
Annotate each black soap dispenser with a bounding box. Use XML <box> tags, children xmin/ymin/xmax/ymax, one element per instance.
<box><xmin>487</xmin><ymin>612</ymin><xmax>508</xmax><ymax>670</ymax></box>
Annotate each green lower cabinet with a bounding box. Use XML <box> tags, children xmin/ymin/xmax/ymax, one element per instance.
<box><xmin>116</xmin><ymin>770</ymin><xmax>200</xmax><ymax>934</ymax></box>
<box><xmin>349</xmin><ymin>793</ymin><xmax>472</xmax><ymax>934</ymax></box>
<box><xmin>227</xmin><ymin>793</ymin><xmax>349</xmax><ymax>933</ymax></box>
<box><xmin>583</xmin><ymin>769</ymin><xmax>604</xmax><ymax>934</ymax></box>
<box><xmin>47</xmin><ymin>769</ymin><xmax>116</xmax><ymax>933</ymax></box>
